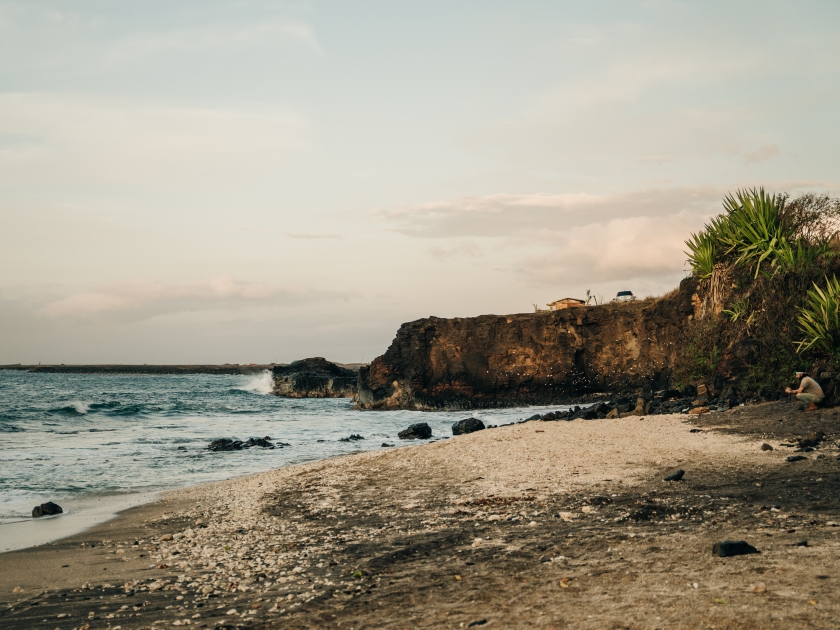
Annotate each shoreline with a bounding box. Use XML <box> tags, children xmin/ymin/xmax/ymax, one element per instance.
<box><xmin>2</xmin><ymin>402</ymin><xmax>840</xmax><ymax>628</ymax></box>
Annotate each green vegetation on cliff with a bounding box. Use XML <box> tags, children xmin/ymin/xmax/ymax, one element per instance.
<box><xmin>677</xmin><ymin>188</ymin><xmax>840</xmax><ymax>396</ymax></box>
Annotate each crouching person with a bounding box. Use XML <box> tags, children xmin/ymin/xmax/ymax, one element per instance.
<box><xmin>785</xmin><ymin>371</ymin><xmax>824</xmax><ymax>411</ymax></box>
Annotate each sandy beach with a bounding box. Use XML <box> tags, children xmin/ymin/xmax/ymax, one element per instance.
<box><xmin>2</xmin><ymin>401</ymin><xmax>840</xmax><ymax>629</ymax></box>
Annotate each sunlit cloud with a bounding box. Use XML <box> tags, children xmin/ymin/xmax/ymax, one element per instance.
<box><xmin>36</xmin><ymin>276</ymin><xmax>351</xmax><ymax>322</ymax></box>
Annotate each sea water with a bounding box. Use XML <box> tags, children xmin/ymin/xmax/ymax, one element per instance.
<box><xmin>0</xmin><ymin>369</ymin><xmax>571</xmax><ymax>529</ymax></box>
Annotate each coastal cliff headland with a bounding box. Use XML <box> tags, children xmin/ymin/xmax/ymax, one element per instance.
<box><xmin>356</xmin><ymin>278</ymin><xmax>697</xmax><ymax>410</ymax></box>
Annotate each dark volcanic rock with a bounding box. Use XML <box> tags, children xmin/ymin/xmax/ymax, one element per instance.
<box><xmin>208</xmin><ymin>437</ymin><xmax>276</xmax><ymax>451</ymax></box>
<box><xmin>339</xmin><ymin>434</ymin><xmax>365</xmax><ymax>442</ymax></box>
<box><xmin>245</xmin><ymin>437</ymin><xmax>275</xmax><ymax>448</ymax></box>
<box><xmin>32</xmin><ymin>501</ymin><xmax>63</xmax><ymax>518</ymax></box>
<box><xmin>712</xmin><ymin>540</ymin><xmax>759</xmax><ymax>557</ymax></box>
<box><xmin>398</xmin><ymin>422</ymin><xmax>432</xmax><ymax>440</ymax></box>
<box><xmin>355</xmin><ymin>278</ymin><xmax>696</xmax><ymax>410</ymax></box>
<box><xmin>787</xmin><ymin>455</ymin><xmax>808</xmax><ymax>462</ymax></box>
<box><xmin>272</xmin><ymin>357</ymin><xmax>358</xmax><ymax>398</ymax></box>
<box><xmin>664</xmin><ymin>469</ymin><xmax>685</xmax><ymax>482</ymax></box>
<box><xmin>208</xmin><ymin>438</ymin><xmax>244</xmax><ymax>451</ymax></box>
<box><xmin>452</xmin><ymin>418</ymin><xmax>486</xmax><ymax>435</ymax></box>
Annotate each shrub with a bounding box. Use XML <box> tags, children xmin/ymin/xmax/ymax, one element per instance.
<box><xmin>796</xmin><ymin>275</ymin><xmax>840</xmax><ymax>356</ymax></box>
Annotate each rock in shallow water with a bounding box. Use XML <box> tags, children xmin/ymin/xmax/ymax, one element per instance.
<box><xmin>452</xmin><ymin>417</ymin><xmax>485</xmax><ymax>436</ymax></box>
<box><xmin>398</xmin><ymin>422</ymin><xmax>432</xmax><ymax>440</ymax></box>
<box><xmin>32</xmin><ymin>501</ymin><xmax>63</xmax><ymax>518</ymax></box>
<box><xmin>207</xmin><ymin>436</ymin><xmax>277</xmax><ymax>451</ymax></box>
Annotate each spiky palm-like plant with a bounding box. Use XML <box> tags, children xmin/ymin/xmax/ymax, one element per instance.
<box><xmin>796</xmin><ymin>275</ymin><xmax>840</xmax><ymax>355</ymax></box>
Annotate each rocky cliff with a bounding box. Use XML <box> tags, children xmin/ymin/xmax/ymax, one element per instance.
<box><xmin>272</xmin><ymin>358</ymin><xmax>359</xmax><ymax>398</ymax></box>
<box><xmin>356</xmin><ymin>278</ymin><xmax>698</xmax><ymax>410</ymax></box>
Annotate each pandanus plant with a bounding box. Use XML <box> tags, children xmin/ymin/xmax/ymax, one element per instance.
<box><xmin>796</xmin><ymin>275</ymin><xmax>840</xmax><ymax>355</ymax></box>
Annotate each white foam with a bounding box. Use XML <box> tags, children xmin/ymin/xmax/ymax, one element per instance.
<box><xmin>239</xmin><ymin>370</ymin><xmax>274</xmax><ymax>395</ymax></box>
<box><xmin>71</xmin><ymin>401</ymin><xmax>90</xmax><ymax>414</ymax></box>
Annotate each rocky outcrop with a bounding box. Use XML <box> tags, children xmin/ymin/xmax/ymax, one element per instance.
<box><xmin>356</xmin><ymin>278</ymin><xmax>698</xmax><ymax>410</ymax></box>
<box><xmin>272</xmin><ymin>358</ymin><xmax>358</xmax><ymax>398</ymax></box>
<box><xmin>32</xmin><ymin>501</ymin><xmax>63</xmax><ymax>518</ymax></box>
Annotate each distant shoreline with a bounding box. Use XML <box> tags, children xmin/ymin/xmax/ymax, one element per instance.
<box><xmin>0</xmin><ymin>364</ymin><xmax>277</xmax><ymax>375</ymax></box>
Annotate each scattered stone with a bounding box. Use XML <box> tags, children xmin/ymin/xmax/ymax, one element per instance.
<box><xmin>381</xmin><ymin>443</ymin><xmax>393</xmax><ymax>448</ymax></box>
<box><xmin>712</xmin><ymin>540</ymin><xmax>759</xmax><ymax>557</ymax></box>
<box><xmin>539</xmin><ymin>555</ymin><xmax>551</xmax><ymax>563</ymax></box>
<box><xmin>339</xmin><ymin>434</ymin><xmax>365</xmax><ymax>442</ymax></box>
<box><xmin>208</xmin><ymin>437</ymin><xmax>275</xmax><ymax>451</ymax></box>
<box><xmin>32</xmin><ymin>501</ymin><xmax>63</xmax><ymax>518</ymax></box>
<box><xmin>761</xmin><ymin>443</ymin><xmax>773</xmax><ymax>451</ymax></box>
<box><xmin>245</xmin><ymin>437</ymin><xmax>275</xmax><ymax>448</ymax></box>
<box><xmin>398</xmin><ymin>423</ymin><xmax>432</xmax><ymax>440</ymax></box>
<box><xmin>177</xmin><ymin>446</ymin><xmax>187</xmax><ymax>451</ymax></box>
<box><xmin>664</xmin><ymin>470</ymin><xmax>685</xmax><ymax>482</ymax></box>
<box><xmin>750</xmin><ymin>582</ymin><xmax>767</xmax><ymax>594</ymax></box>
<box><xmin>786</xmin><ymin>455</ymin><xmax>807</xmax><ymax>462</ymax></box>
<box><xmin>207</xmin><ymin>438</ymin><xmax>245</xmax><ymax>452</ymax></box>
<box><xmin>159</xmin><ymin>534</ymin><xmax>173</xmax><ymax>541</ymax></box>
<box><xmin>12</xmin><ymin>586</ymin><xmax>23</xmax><ymax>593</ymax></box>
<box><xmin>689</xmin><ymin>428</ymin><xmax>703</xmax><ymax>433</ymax></box>
<box><xmin>468</xmin><ymin>621</ymin><xmax>487</xmax><ymax>628</ymax></box>
<box><xmin>452</xmin><ymin>418</ymin><xmax>486</xmax><ymax>436</ymax></box>
<box><xmin>688</xmin><ymin>407</ymin><xmax>710</xmax><ymax>415</ymax></box>
<box><xmin>799</xmin><ymin>431</ymin><xmax>826</xmax><ymax>448</ymax></box>
<box><xmin>795</xmin><ymin>540</ymin><xmax>808</xmax><ymax>547</ymax></box>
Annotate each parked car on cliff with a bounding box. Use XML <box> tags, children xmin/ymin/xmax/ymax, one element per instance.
<box><xmin>613</xmin><ymin>290</ymin><xmax>636</xmax><ymax>302</ymax></box>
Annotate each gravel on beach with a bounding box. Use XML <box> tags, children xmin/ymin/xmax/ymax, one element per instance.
<box><xmin>3</xmin><ymin>401</ymin><xmax>840</xmax><ymax>628</ymax></box>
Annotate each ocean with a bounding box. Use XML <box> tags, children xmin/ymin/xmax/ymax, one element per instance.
<box><xmin>0</xmin><ymin>369</ymin><xmax>569</xmax><ymax>530</ymax></box>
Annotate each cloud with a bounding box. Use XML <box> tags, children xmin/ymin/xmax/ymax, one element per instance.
<box><xmin>105</xmin><ymin>20</ymin><xmax>323</xmax><ymax>63</ymax></box>
<box><xmin>283</xmin><ymin>232</ymin><xmax>343</xmax><ymax>240</ymax></box>
<box><xmin>426</xmin><ymin>240</ymin><xmax>483</xmax><ymax>260</ymax></box>
<box><xmin>374</xmin><ymin>186</ymin><xmax>726</xmax><ymax>239</ymax></box>
<box><xmin>35</xmin><ymin>276</ymin><xmax>350</xmax><ymax>322</ymax></box>
<box><xmin>518</xmin><ymin>212</ymin><xmax>697</xmax><ymax>284</ymax></box>
<box><xmin>744</xmin><ymin>143</ymin><xmax>779</xmax><ymax>164</ymax></box>
<box><xmin>0</xmin><ymin>93</ymin><xmax>311</xmax><ymax>190</ymax></box>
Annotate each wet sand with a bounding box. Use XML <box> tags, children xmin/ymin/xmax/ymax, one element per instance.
<box><xmin>2</xmin><ymin>402</ymin><xmax>840</xmax><ymax>629</ymax></box>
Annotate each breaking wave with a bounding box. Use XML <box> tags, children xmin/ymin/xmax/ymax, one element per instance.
<box><xmin>50</xmin><ymin>401</ymin><xmax>91</xmax><ymax>415</ymax></box>
<box><xmin>236</xmin><ymin>370</ymin><xmax>274</xmax><ymax>395</ymax></box>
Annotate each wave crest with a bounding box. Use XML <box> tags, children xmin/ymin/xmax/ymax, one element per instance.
<box><xmin>237</xmin><ymin>370</ymin><xmax>274</xmax><ymax>395</ymax></box>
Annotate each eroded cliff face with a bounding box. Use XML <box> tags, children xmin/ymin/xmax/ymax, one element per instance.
<box><xmin>356</xmin><ymin>278</ymin><xmax>698</xmax><ymax>410</ymax></box>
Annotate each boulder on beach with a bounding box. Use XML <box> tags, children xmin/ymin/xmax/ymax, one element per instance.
<box><xmin>32</xmin><ymin>501</ymin><xmax>63</xmax><ymax>518</ymax></box>
<box><xmin>398</xmin><ymin>422</ymin><xmax>432</xmax><ymax>440</ymax></box>
<box><xmin>452</xmin><ymin>417</ymin><xmax>485</xmax><ymax>436</ymax></box>
<box><xmin>712</xmin><ymin>540</ymin><xmax>759</xmax><ymax>557</ymax></box>
<box><xmin>339</xmin><ymin>434</ymin><xmax>365</xmax><ymax>442</ymax></box>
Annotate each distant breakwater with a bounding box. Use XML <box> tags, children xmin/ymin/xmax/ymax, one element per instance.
<box><xmin>1</xmin><ymin>364</ymin><xmax>277</xmax><ymax>375</ymax></box>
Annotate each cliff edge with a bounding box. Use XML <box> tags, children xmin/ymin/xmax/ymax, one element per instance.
<box><xmin>356</xmin><ymin>278</ymin><xmax>697</xmax><ymax>410</ymax></box>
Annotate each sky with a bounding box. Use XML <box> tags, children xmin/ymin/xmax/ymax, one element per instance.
<box><xmin>1</xmin><ymin>0</ymin><xmax>839</xmax><ymax>364</ymax></box>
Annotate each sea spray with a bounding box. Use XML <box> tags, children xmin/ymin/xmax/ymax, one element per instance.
<box><xmin>239</xmin><ymin>370</ymin><xmax>274</xmax><ymax>395</ymax></box>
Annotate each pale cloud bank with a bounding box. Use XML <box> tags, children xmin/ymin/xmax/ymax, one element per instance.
<box><xmin>33</xmin><ymin>276</ymin><xmax>349</xmax><ymax>323</ymax></box>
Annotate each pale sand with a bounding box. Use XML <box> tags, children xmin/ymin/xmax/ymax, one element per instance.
<box><xmin>3</xmin><ymin>409</ymin><xmax>839</xmax><ymax>629</ymax></box>
<box><xmin>1</xmin><ymin>492</ymin><xmax>161</xmax><ymax>553</ymax></box>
